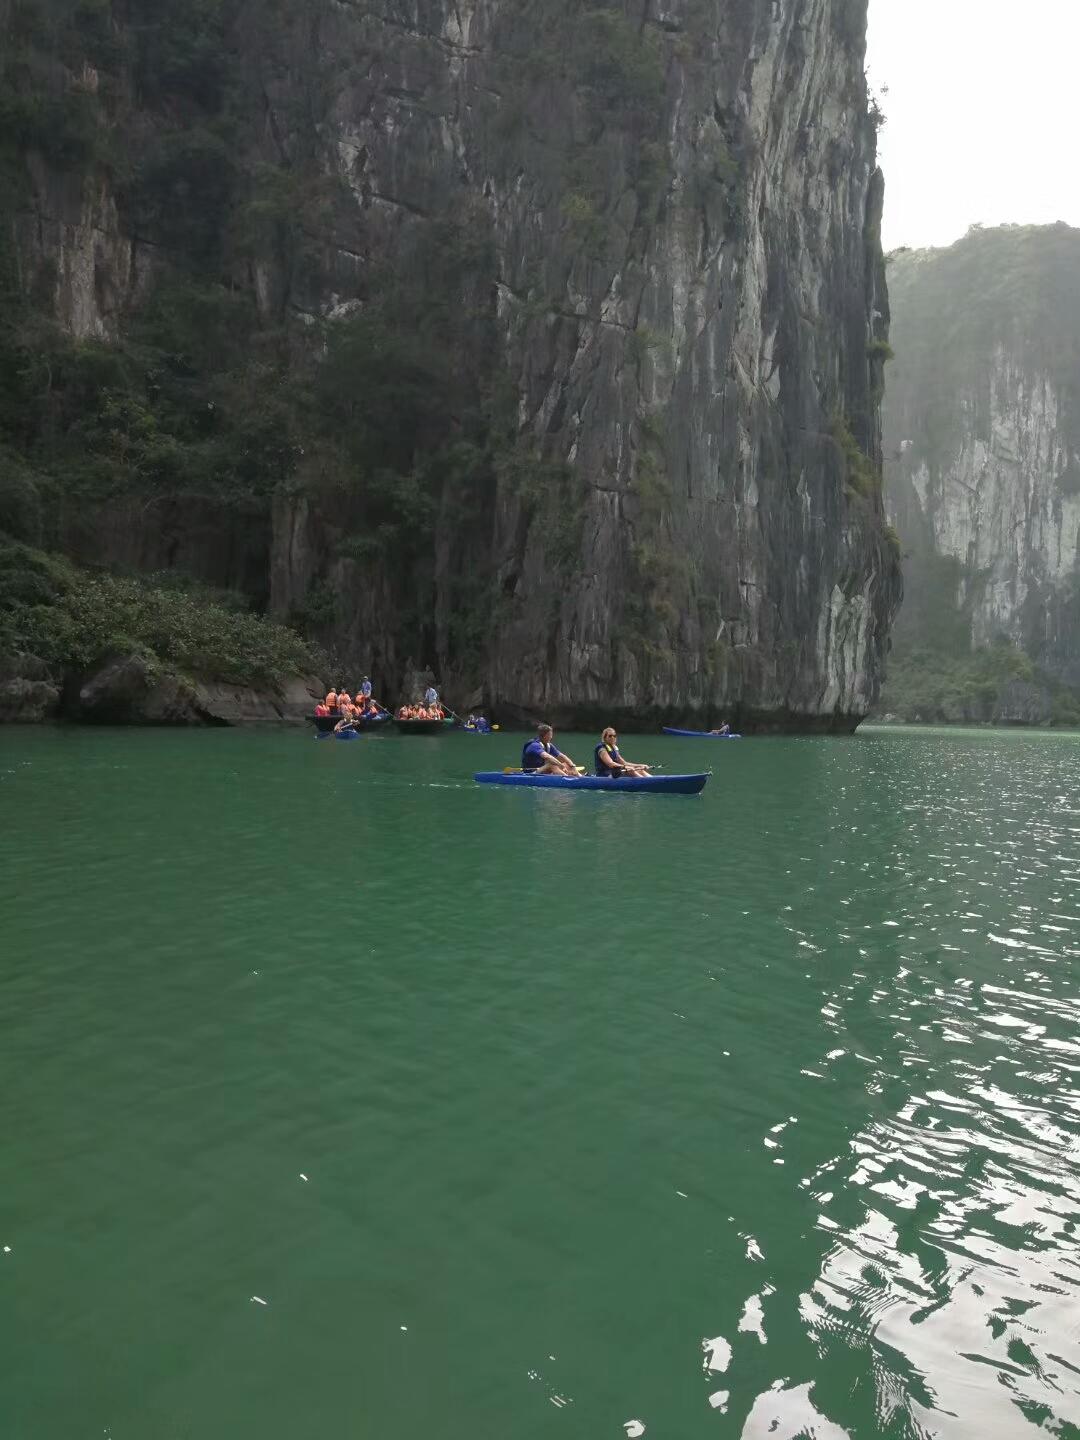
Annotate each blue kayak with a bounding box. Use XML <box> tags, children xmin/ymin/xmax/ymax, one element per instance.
<box><xmin>474</xmin><ymin>771</ymin><xmax>708</xmax><ymax>795</ymax></box>
<box><xmin>313</xmin><ymin>712</ymin><xmax>389</xmax><ymax>734</ymax></box>
<box><xmin>662</xmin><ymin>727</ymin><xmax>742</xmax><ymax>739</ymax></box>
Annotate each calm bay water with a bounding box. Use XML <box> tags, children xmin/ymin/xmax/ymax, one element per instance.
<box><xmin>2</xmin><ymin>724</ymin><xmax>1079</xmax><ymax>1439</ymax></box>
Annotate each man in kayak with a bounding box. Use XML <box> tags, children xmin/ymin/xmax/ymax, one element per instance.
<box><xmin>594</xmin><ymin>727</ymin><xmax>650</xmax><ymax>778</ymax></box>
<box><xmin>522</xmin><ymin>723</ymin><xmax>579</xmax><ymax>776</ymax></box>
<box><xmin>710</xmin><ymin>723</ymin><xmax>731</xmax><ymax>736</ymax></box>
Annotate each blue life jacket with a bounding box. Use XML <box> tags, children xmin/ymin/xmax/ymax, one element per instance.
<box><xmin>595</xmin><ymin>741</ymin><xmax>624</xmax><ymax>776</ymax></box>
<box><xmin>523</xmin><ymin>738</ymin><xmax>558</xmax><ymax>770</ymax></box>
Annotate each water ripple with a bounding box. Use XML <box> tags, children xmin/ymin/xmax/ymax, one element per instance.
<box><xmin>2</xmin><ymin>726</ymin><xmax>1080</xmax><ymax>1437</ymax></box>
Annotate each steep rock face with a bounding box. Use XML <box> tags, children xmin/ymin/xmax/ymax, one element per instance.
<box><xmin>14</xmin><ymin>161</ymin><xmax>144</xmax><ymax>341</ymax></box>
<box><xmin>476</xmin><ymin>2</ymin><xmax>899</xmax><ymax>724</ymax></box>
<box><xmin>4</xmin><ymin>0</ymin><xmax>899</xmax><ymax>728</ymax></box>
<box><xmin>884</xmin><ymin>225</ymin><xmax>1080</xmax><ymax>686</ymax></box>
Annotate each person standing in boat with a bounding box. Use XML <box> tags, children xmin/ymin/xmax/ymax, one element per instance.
<box><xmin>522</xmin><ymin>723</ymin><xmax>578</xmax><ymax>776</ymax></box>
<box><xmin>356</xmin><ymin>681</ymin><xmax>378</xmax><ymax>720</ymax></box>
<box><xmin>594</xmin><ymin>727</ymin><xmax>650</xmax><ymax>778</ymax></box>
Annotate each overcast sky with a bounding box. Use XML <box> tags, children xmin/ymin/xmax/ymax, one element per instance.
<box><xmin>866</xmin><ymin>0</ymin><xmax>1080</xmax><ymax>252</ymax></box>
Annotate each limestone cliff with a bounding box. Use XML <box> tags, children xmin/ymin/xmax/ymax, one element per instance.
<box><xmin>1</xmin><ymin>0</ymin><xmax>899</xmax><ymax>728</ymax></box>
<box><xmin>883</xmin><ymin>225</ymin><xmax>1080</xmax><ymax>716</ymax></box>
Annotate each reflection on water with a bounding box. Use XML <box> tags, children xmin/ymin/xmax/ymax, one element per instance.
<box><xmin>728</xmin><ymin>734</ymin><xmax>1080</xmax><ymax>1438</ymax></box>
<box><xmin>1</xmin><ymin>726</ymin><xmax>1079</xmax><ymax>1438</ymax></box>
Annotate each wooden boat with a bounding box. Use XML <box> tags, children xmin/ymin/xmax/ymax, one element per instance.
<box><xmin>393</xmin><ymin>717</ymin><xmax>457</xmax><ymax>735</ymax></box>
<box><xmin>474</xmin><ymin>771</ymin><xmax>708</xmax><ymax>795</ymax></box>
<box><xmin>662</xmin><ymin>727</ymin><xmax>742</xmax><ymax>739</ymax></box>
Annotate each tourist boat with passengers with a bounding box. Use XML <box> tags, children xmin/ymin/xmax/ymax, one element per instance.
<box><xmin>393</xmin><ymin>716</ymin><xmax>458</xmax><ymax>735</ymax></box>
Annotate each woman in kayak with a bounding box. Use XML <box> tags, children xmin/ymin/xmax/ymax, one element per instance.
<box><xmin>594</xmin><ymin>727</ymin><xmax>650</xmax><ymax>778</ymax></box>
<box><xmin>522</xmin><ymin>723</ymin><xmax>579</xmax><ymax>776</ymax></box>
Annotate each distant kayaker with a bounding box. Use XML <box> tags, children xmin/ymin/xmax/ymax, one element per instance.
<box><xmin>594</xmin><ymin>727</ymin><xmax>650</xmax><ymax>778</ymax></box>
<box><xmin>522</xmin><ymin>723</ymin><xmax>578</xmax><ymax>776</ymax></box>
<box><xmin>710</xmin><ymin>723</ymin><xmax>731</xmax><ymax>736</ymax></box>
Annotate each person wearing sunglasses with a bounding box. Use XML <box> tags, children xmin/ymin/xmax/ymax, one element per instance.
<box><xmin>594</xmin><ymin>727</ymin><xmax>650</xmax><ymax>778</ymax></box>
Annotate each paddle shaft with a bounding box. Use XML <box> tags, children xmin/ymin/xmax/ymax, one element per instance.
<box><xmin>503</xmin><ymin>766</ymin><xmax>586</xmax><ymax>775</ymax></box>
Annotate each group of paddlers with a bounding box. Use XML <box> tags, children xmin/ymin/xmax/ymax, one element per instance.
<box><xmin>315</xmin><ymin>693</ymin><xmax>694</xmax><ymax>765</ymax></box>
<box><xmin>315</xmin><ymin>687</ymin><xmax>386</xmax><ymax>733</ymax></box>
<box><xmin>314</xmin><ymin>680</ymin><xmax>499</xmax><ymax>735</ymax></box>
<box><xmin>395</xmin><ymin>701</ymin><xmax>447</xmax><ymax>721</ymax></box>
<box><xmin>522</xmin><ymin>723</ymin><xmax>651</xmax><ymax>779</ymax></box>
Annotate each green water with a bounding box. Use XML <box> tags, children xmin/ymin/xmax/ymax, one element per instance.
<box><xmin>2</xmin><ymin>726</ymin><xmax>1079</xmax><ymax>1440</ymax></box>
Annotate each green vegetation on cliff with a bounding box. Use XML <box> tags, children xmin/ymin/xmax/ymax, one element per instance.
<box><xmin>876</xmin><ymin>552</ymin><xmax>1080</xmax><ymax>726</ymax></box>
<box><xmin>0</xmin><ymin>0</ymin><xmax>318</xmax><ymax>689</ymax></box>
<box><xmin>831</xmin><ymin>412</ymin><xmax>880</xmax><ymax>499</ymax></box>
<box><xmin>0</xmin><ymin>0</ymin><xmax>678</xmax><ymax>691</ymax></box>
<box><xmin>879</xmin><ymin>642</ymin><xmax>1080</xmax><ymax>728</ymax></box>
<box><xmin>0</xmin><ymin>539</ymin><xmax>319</xmax><ymax>686</ymax></box>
